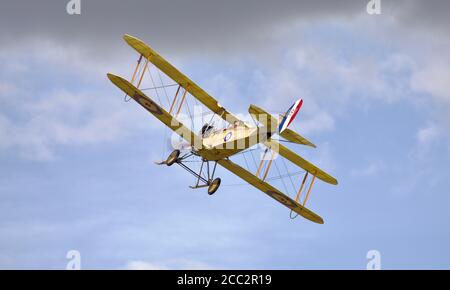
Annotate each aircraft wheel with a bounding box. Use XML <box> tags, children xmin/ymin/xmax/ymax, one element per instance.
<box><xmin>208</xmin><ymin>178</ymin><xmax>221</xmax><ymax>195</ymax></box>
<box><xmin>166</xmin><ymin>150</ymin><xmax>180</xmax><ymax>166</ymax></box>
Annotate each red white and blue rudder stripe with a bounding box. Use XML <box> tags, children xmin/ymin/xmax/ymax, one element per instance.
<box><xmin>278</xmin><ymin>99</ymin><xmax>303</xmax><ymax>133</ymax></box>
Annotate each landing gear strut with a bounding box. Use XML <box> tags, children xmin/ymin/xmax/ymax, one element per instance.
<box><xmin>162</xmin><ymin>150</ymin><xmax>221</xmax><ymax>195</ymax></box>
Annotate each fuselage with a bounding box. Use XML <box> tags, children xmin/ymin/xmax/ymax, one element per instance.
<box><xmin>199</xmin><ymin>123</ymin><xmax>271</xmax><ymax>160</ymax></box>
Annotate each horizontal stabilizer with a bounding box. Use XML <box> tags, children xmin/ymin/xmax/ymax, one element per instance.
<box><xmin>280</xmin><ymin>129</ymin><xmax>316</xmax><ymax>148</ymax></box>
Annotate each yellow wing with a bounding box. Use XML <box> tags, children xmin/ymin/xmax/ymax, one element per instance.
<box><xmin>123</xmin><ymin>34</ymin><xmax>243</xmax><ymax>126</ymax></box>
<box><xmin>218</xmin><ymin>158</ymin><xmax>324</xmax><ymax>224</ymax></box>
<box><xmin>107</xmin><ymin>73</ymin><xmax>204</xmax><ymax>151</ymax></box>
<box><xmin>265</xmin><ymin>140</ymin><xmax>338</xmax><ymax>185</ymax></box>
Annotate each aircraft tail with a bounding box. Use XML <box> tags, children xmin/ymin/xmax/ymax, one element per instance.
<box><xmin>278</xmin><ymin>99</ymin><xmax>303</xmax><ymax>133</ymax></box>
<box><xmin>248</xmin><ymin>98</ymin><xmax>315</xmax><ymax>148</ymax></box>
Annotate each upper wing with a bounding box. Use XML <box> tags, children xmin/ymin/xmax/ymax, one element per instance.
<box><xmin>265</xmin><ymin>140</ymin><xmax>338</xmax><ymax>185</ymax></box>
<box><xmin>107</xmin><ymin>73</ymin><xmax>203</xmax><ymax>150</ymax></box>
<box><xmin>218</xmin><ymin>158</ymin><xmax>324</xmax><ymax>224</ymax></box>
<box><xmin>123</xmin><ymin>34</ymin><xmax>243</xmax><ymax>126</ymax></box>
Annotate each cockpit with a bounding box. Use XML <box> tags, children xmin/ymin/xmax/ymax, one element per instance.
<box><xmin>201</xmin><ymin>121</ymin><xmax>246</xmax><ymax>138</ymax></box>
<box><xmin>200</xmin><ymin>123</ymin><xmax>214</xmax><ymax>138</ymax></box>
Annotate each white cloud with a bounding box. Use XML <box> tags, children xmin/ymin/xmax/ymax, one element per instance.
<box><xmin>298</xmin><ymin>141</ymin><xmax>336</xmax><ymax>174</ymax></box>
<box><xmin>0</xmin><ymin>37</ymin><xmax>132</xmax><ymax>84</ymax></box>
<box><xmin>252</xmin><ymin>65</ymin><xmax>336</xmax><ymax>136</ymax></box>
<box><xmin>0</xmin><ymin>40</ymin><xmax>142</xmax><ymax>161</ymax></box>
<box><xmin>0</xmin><ymin>87</ymin><xmax>153</xmax><ymax>161</ymax></box>
<box><xmin>350</xmin><ymin>161</ymin><xmax>384</xmax><ymax>177</ymax></box>
<box><xmin>411</xmin><ymin>63</ymin><xmax>450</xmax><ymax>103</ymax></box>
<box><xmin>417</xmin><ymin>123</ymin><xmax>440</xmax><ymax>146</ymax></box>
<box><xmin>295</xmin><ymin>104</ymin><xmax>335</xmax><ymax>136</ymax></box>
<box><xmin>412</xmin><ymin>122</ymin><xmax>443</xmax><ymax>160</ymax></box>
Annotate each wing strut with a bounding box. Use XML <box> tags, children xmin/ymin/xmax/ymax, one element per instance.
<box><xmin>125</xmin><ymin>54</ymin><xmax>143</xmax><ymax>102</ymax></box>
<box><xmin>295</xmin><ymin>172</ymin><xmax>308</xmax><ymax>203</ymax></box>
<box><xmin>255</xmin><ymin>148</ymin><xmax>268</xmax><ymax>177</ymax></box>
<box><xmin>303</xmin><ymin>175</ymin><xmax>316</xmax><ymax>206</ymax></box>
<box><xmin>262</xmin><ymin>150</ymin><xmax>275</xmax><ymax>181</ymax></box>
<box><xmin>175</xmin><ymin>88</ymin><xmax>188</xmax><ymax>117</ymax></box>
<box><xmin>168</xmin><ymin>85</ymin><xmax>181</xmax><ymax>114</ymax></box>
<box><xmin>137</xmin><ymin>58</ymin><xmax>149</xmax><ymax>89</ymax></box>
<box><xmin>255</xmin><ymin>148</ymin><xmax>275</xmax><ymax>181</ymax></box>
<box><xmin>290</xmin><ymin>171</ymin><xmax>317</xmax><ymax>219</ymax></box>
<box><xmin>131</xmin><ymin>55</ymin><xmax>143</xmax><ymax>86</ymax></box>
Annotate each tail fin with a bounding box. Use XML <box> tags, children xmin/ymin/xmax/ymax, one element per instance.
<box><xmin>278</xmin><ymin>99</ymin><xmax>303</xmax><ymax>133</ymax></box>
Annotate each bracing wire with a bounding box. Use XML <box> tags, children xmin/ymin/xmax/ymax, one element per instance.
<box><xmin>250</xmin><ymin>147</ymin><xmax>259</xmax><ymax>170</ymax></box>
<box><xmin>266</xmin><ymin>170</ymin><xmax>304</xmax><ymax>181</ymax></box>
<box><xmin>221</xmin><ymin>152</ymin><xmax>304</xmax><ymax>186</ymax></box>
<box><xmin>141</xmin><ymin>83</ymin><xmax>179</xmax><ymax>92</ymax></box>
<box><xmin>147</xmin><ymin>65</ymin><xmax>171</xmax><ymax>158</ymax></box>
<box><xmin>146</xmin><ymin>65</ymin><xmax>163</xmax><ymax>106</ymax></box>
<box><xmin>242</xmin><ymin>152</ymin><xmax>251</xmax><ymax>171</ymax></box>
<box><xmin>185</xmin><ymin>97</ymin><xmax>195</xmax><ymax>131</ymax></box>
<box><xmin>281</xmin><ymin>156</ymin><xmax>298</xmax><ymax>194</ymax></box>
<box><xmin>273</xmin><ymin>158</ymin><xmax>290</xmax><ymax>196</ymax></box>
<box><xmin>198</xmin><ymin>99</ymin><xmax>203</xmax><ymax>126</ymax></box>
<box><xmin>156</xmin><ymin>70</ymin><xmax>172</xmax><ymax>106</ymax></box>
<box><xmin>221</xmin><ymin>170</ymin><xmax>304</xmax><ymax>187</ymax></box>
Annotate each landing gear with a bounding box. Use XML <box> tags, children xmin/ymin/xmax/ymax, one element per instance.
<box><xmin>166</xmin><ymin>149</ymin><xmax>180</xmax><ymax>166</ymax></box>
<box><xmin>207</xmin><ymin>178</ymin><xmax>221</xmax><ymax>195</ymax></box>
<box><xmin>162</xmin><ymin>150</ymin><xmax>222</xmax><ymax>195</ymax></box>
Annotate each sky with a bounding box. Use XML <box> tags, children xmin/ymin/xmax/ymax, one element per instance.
<box><xmin>1</xmin><ymin>0</ymin><xmax>450</xmax><ymax>269</ymax></box>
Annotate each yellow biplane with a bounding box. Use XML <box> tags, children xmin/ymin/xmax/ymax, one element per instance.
<box><xmin>107</xmin><ymin>35</ymin><xmax>338</xmax><ymax>224</ymax></box>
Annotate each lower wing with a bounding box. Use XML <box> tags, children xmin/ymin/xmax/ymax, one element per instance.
<box><xmin>218</xmin><ymin>158</ymin><xmax>324</xmax><ymax>224</ymax></box>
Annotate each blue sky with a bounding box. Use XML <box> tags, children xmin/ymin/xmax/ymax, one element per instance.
<box><xmin>1</xmin><ymin>1</ymin><xmax>450</xmax><ymax>269</ymax></box>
